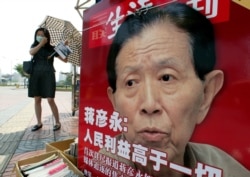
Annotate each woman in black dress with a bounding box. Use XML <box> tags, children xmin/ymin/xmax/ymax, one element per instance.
<box><xmin>28</xmin><ymin>27</ymin><xmax>68</xmax><ymax>131</ymax></box>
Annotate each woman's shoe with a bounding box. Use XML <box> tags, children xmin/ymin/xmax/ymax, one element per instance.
<box><xmin>31</xmin><ymin>124</ymin><xmax>43</xmax><ymax>131</ymax></box>
<box><xmin>53</xmin><ymin>124</ymin><xmax>61</xmax><ymax>131</ymax></box>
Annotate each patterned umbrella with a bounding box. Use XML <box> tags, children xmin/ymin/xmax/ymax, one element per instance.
<box><xmin>40</xmin><ymin>16</ymin><xmax>82</xmax><ymax>66</ymax></box>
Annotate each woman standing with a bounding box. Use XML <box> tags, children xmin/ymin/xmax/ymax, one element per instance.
<box><xmin>28</xmin><ymin>27</ymin><xmax>67</xmax><ymax>131</ymax></box>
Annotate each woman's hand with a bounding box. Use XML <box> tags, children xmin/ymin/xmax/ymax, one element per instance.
<box><xmin>64</xmin><ymin>40</ymin><xmax>69</xmax><ymax>46</ymax></box>
<box><xmin>64</xmin><ymin>58</ymin><xmax>68</xmax><ymax>63</ymax></box>
<box><xmin>40</xmin><ymin>37</ymin><xmax>48</xmax><ymax>46</ymax></box>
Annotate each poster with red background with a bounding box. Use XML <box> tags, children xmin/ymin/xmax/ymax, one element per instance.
<box><xmin>78</xmin><ymin>0</ymin><xmax>250</xmax><ymax>176</ymax></box>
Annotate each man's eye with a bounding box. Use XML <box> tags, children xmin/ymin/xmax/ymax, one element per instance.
<box><xmin>161</xmin><ymin>74</ymin><xmax>171</xmax><ymax>81</ymax></box>
<box><xmin>126</xmin><ymin>80</ymin><xmax>135</xmax><ymax>86</ymax></box>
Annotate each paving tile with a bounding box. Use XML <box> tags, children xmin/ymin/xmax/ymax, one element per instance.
<box><xmin>0</xmin><ymin>132</ymin><xmax>24</xmax><ymax>142</ymax></box>
<box><xmin>0</xmin><ymin>155</ymin><xmax>11</xmax><ymax>175</ymax></box>
<box><xmin>0</xmin><ymin>141</ymin><xmax>19</xmax><ymax>154</ymax></box>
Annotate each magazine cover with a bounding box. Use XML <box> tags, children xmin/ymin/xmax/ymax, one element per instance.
<box><xmin>54</xmin><ymin>42</ymin><xmax>73</xmax><ymax>59</ymax></box>
<box><xmin>78</xmin><ymin>0</ymin><xmax>250</xmax><ymax>176</ymax></box>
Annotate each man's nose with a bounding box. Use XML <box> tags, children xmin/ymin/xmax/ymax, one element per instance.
<box><xmin>140</xmin><ymin>83</ymin><xmax>161</xmax><ymax>115</ymax></box>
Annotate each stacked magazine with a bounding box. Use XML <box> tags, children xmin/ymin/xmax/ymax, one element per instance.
<box><xmin>64</xmin><ymin>138</ymin><xmax>78</xmax><ymax>158</ymax></box>
<box><xmin>20</xmin><ymin>154</ymin><xmax>78</xmax><ymax>177</ymax></box>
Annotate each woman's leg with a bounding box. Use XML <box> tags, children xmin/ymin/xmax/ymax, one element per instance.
<box><xmin>32</xmin><ymin>96</ymin><xmax>43</xmax><ymax>131</ymax></box>
<box><xmin>34</xmin><ymin>96</ymin><xmax>42</xmax><ymax>125</ymax></box>
<box><xmin>47</xmin><ymin>98</ymin><xmax>60</xmax><ymax>125</ymax></box>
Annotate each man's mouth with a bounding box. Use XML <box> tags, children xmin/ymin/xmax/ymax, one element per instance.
<box><xmin>138</xmin><ymin>128</ymin><xmax>169</xmax><ymax>142</ymax></box>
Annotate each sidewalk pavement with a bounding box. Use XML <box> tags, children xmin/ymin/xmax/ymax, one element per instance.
<box><xmin>0</xmin><ymin>86</ymin><xmax>79</xmax><ymax>177</ymax></box>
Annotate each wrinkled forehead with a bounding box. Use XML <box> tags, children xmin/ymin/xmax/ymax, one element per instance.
<box><xmin>115</xmin><ymin>21</ymin><xmax>193</xmax><ymax>74</ymax></box>
<box><xmin>117</xmin><ymin>21</ymin><xmax>192</xmax><ymax>60</ymax></box>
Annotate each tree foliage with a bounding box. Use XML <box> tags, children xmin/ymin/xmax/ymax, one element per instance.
<box><xmin>65</xmin><ymin>73</ymin><xmax>72</xmax><ymax>85</ymax></box>
<box><xmin>14</xmin><ymin>63</ymin><xmax>29</xmax><ymax>78</ymax></box>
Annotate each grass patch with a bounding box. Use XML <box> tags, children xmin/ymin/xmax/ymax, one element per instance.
<box><xmin>56</xmin><ymin>85</ymin><xmax>72</xmax><ymax>92</ymax></box>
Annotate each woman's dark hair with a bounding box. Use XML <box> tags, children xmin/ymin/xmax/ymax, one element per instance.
<box><xmin>31</xmin><ymin>27</ymin><xmax>52</xmax><ymax>48</ymax></box>
<box><xmin>106</xmin><ymin>2</ymin><xmax>216</xmax><ymax>93</ymax></box>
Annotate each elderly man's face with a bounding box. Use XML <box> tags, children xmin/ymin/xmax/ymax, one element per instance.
<box><xmin>108</xmin><ymin>21</ymin><xmax>218</xmax><ymax>165</ymax></box>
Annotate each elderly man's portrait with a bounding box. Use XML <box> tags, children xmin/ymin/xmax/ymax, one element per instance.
<box><xmin>78</xmin><ymin>1</ymin><xmax>250</xmax><ymax>177</ymax></box>
<box><xmin>101</xmin><ymin>2</ymin><xmax>250</xmax><ymax>177</ymax></box>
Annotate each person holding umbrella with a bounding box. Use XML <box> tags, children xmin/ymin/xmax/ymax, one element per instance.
<box><xmin>28</xmin><ymin>27</ymin><xmax>68</xmax><ymax>131</ymax></box>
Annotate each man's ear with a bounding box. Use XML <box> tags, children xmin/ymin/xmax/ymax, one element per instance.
<box><xmin>197</xmin><ymin>70</ymin><xmax>224</xmax><ymax>124</ymax></box>
<box><xmin>107</xmin><ymin>86</ymin><xmax>116</xmax><ymax>109</ymax></box>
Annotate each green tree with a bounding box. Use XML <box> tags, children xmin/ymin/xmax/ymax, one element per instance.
<box><xmin>14</xmin><ymin>63</ymin><xmax>29</xmax><ymax>78</ymax></box>
<box><xmin>65</xmin><ymin>73</ymin><xmax>72</xmax><ymax>85</ymax></box>
<box><xmin>60</xmin><ymin>72</ymin><xmax>72</xmax><ymax>86</ymax></box>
